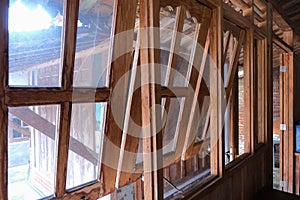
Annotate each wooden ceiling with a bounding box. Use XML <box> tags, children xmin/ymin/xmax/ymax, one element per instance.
<box><xmin>271</xmin><ymin>0</ymin><xmax>300</xmax><ymax>54</ymax></box>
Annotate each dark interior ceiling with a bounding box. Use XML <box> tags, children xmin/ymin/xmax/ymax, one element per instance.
<box><xmin>271</xmin><ymin>0</ymin><xmax>300</xmax><ymax>54</ymax></box>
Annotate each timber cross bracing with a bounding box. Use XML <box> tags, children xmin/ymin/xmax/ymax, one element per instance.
<box><xmin>1</xmin><ymin>0</ymin><xmax>295</xmax><ymax>199</ymax></box>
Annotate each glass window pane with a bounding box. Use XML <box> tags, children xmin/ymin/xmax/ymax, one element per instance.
<box><xmin>8</xmin><ymin>105</ymin><xmax>60</xmax><ymax>200</ymax></box>
<box><xmin>9</xmin><ymin>0</ymin><xmax>64</xmax><ymax>87</ymax></box>
<box><xmin>73</xmin><ymin>0</ymin><xmax>115</xmax><ymax>88</ymax></box>
<box><xmin>162</xmin><ymin>97</ymin><xmax>185</xmax><ymax>155</ymax></box>
<box><xmin>66</xmin><ymin>102</ymin><xmax>107</xmax><ymax>189</ymax></box>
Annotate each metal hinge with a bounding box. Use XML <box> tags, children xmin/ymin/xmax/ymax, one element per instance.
<box><xmin>280</xmin><ymin>66</ymin><xmax>287</xmax><ymax>72</ymax></box>
<box><xmin>280</xmin><ymin>124</ymin><xmax>287</xmax><ymax>131</ymax></box>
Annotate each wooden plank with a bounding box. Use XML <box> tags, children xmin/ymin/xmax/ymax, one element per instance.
<box><xmin>5</xmin><ymin>88</ymin><xmax>110</xmax><ymax>106</ymax></box>
<box><xmin>99</xmin><ymin>0</ymin><xmax>138</xmax><ymax>195</ymax></box>
<box><xmin>243</xmin><ymin>28</ymin><xmax>254</xmax><ymax>154</ymax></box>
<box><xmin>265</xmin><ymin>1</ymin><xmax>274</xmax><ymax>189</ymax></box>
<box><xmin>283</xmin><ymin>53</ymin><xmax>289</xmax><ymax>192</ymax></box>
<box><xmin>140</xmin><ymin>0</ymin><xmax>163</xmax><ymax>199</ymax></box>
<box><xmin>229</xmin><ymin>71</ymin><xmax>238</xmax><ymax>159</ymax></box>
<box><xmin>283</xmin><ymin>30</ymin><xmax>294</xmax><ymax>193</ymax></box>
<box><xmin>134</xmin><ymin>178</ymin><xmax>143</xmax><ymax>200</ymax></box>
<box><xmin>210</xmin><ymin>5</ymin><xmax>224</xmax><ymax>176</ymax></box>
<box><xmin>0</xmin><ymin>0</ymin><xmax>8</xmax><ymax>199</ymax></box>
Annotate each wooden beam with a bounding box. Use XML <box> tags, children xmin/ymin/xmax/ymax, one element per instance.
<box><xmin>5</xmin><ymin>88</ymin><xmax>110</xmax><ymax>106</ymax></box>
<box><xmin>243</xmin><ymin>28</ymin><xmax>254</xmax><ymax>154</ymax></box>
<box><xmin>140</xmin><ymin>0</ymin><xmax>163</xmax><ymax>198</ymax></box>
<box><xmin>265</xmin><ymin>2</ymin><xmax>274</xmax><ymax>189</ymax></box>
<box><xmin>0</xmin><ymin>0</ymin><xmax>8</xmax><ymax>199</ymax></box>
<box><xmin>9</xmin><ymin>107</ymin><xmax>98</xmax><ymax>165</ymax></box>
<box><xmin>210</xmin><ymin>5</ymin><xmax>224</xmax><ymax>176</ymax></box>
<box><xmin>99</xmin><ymin>0</ymin><xmax>138</xmax><ymax>195</ymax></box>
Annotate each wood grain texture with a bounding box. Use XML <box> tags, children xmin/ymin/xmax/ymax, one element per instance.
<box><xmin>100</xmin><ymin>0</ymin><xmax>138</xmax><ymax>195</ymax></box>
<box><xmin>140</xmin><ymin>0</ymin><xmax>163</xmax><ymax>199</ymax></box>
<box><xmin>55</xmin><ymin>0</ymin><xmax>80</xmax><ymax>196</ymax></box>
<box><xmin>0</xmin><ymin>0</ymin><xmax>8</xmax><ymax>199</ymax></box>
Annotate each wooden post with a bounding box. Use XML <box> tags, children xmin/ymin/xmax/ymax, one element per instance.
<box><xmin>283</xmin><ymin>30</ymin><xmax>294</xmax><ymax>193</ymax></box>
<box><xmin>210</xmin><ymin>4</ymin><xmax>224</xmax><ymax>176</ymax></box>
<box><xmin>266</xmin><ymin>2</ymin><xmax>273</xmax><ymax>189</ymax></box>
<box><xmin>140</xmin><ymin>0</ymin><xmax>163</xmax><ymax>199</ymax></box>
<box><xmin>243</xmin><ymin>28</ymin><xmax>254</xmax><ymax>154</ymax></box>
<box><xmin>0</xmin><ymin>0</ymin><xmax>8</xmax><ymax>199</ymax></box>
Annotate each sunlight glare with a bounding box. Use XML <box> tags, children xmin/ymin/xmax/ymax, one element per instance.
<box><xmin>9</xmin><ymin>1</ymin><xmax>52</xmax><ymax>32</ymax></box>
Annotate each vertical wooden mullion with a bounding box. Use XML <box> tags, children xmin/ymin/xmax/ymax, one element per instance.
<box><xmin>243</xmin><ymin>28</ymin><xmax>254</xmax><ymax>154</ymax></box>
<box><xmin>266</xmin><ymin>2</ymin><xmax>273</xmax><ymax>189</ymax></box>
<box><xmin>283</xmin><ymin>30</ymin><xmax>294</xmax><ymax>193</ymax></box>
<box><xmin>230</xmin><ymin>71</ymin><xmax>238</xmax><ymax>159</ymax></box>
<box><xmin>283</xmin><ymin>53</ymin><xmax>289</xmax><ymax>192</ymax></box>
<box><xmin>279</xmin><ymin>53</ymin><xmax>284</xmax><ymax>190</ymax></box>
<box><xmin>0</xmin><ymin>0</ymin><xmax>9</xmax><ymax>200</ymax></box>
<box><xmin>140</xmin><ymin>0</ymin><xmax>163</xmax><ymax>199</ymax></box>
<box><xmin>0</xmin><ymin>0</ymin><xmax>8</xmax><ymax>199</ymax></box>
<box><xmin>210</xmin><ymin>5</ymin><xmax>224</xmax><ymax>176</ymax></box>
<box><xmin>55</xmin><ymin>0</ymin><xmax>79</xmax><ymax>197</ymax></box>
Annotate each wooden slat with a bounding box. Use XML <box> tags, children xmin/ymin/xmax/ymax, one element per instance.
<box><xmin>0</xmin><ymin>0</ymin><xmax>8</xmax><ymax>199</ymax></box>
<box><xmin>99</xmin><ymin>0</ymin><xmax>138</xmax><ymax>195</ymax></box>
<box><xmin>56</xmin><ymin>0</ymin><xmax>80</xmax><ymax>197</ymax></box>
<box><xmin>140</xmin><ymin>0</ymin><xmax>163</xmax><ymax>198</ymax></box>
<box><xmin>5</xmin><ymin>88</ymin><xmax>110</xmax><ymax>106</ymax></box>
